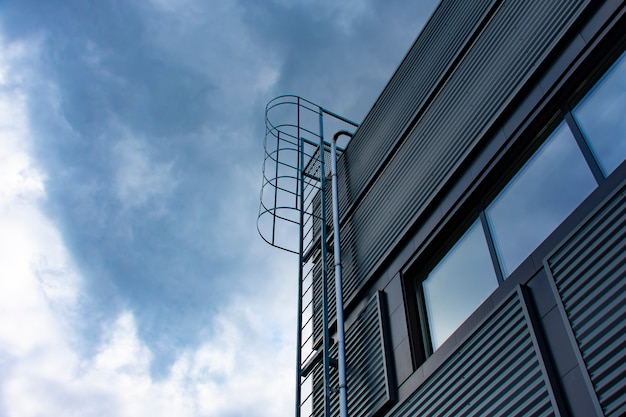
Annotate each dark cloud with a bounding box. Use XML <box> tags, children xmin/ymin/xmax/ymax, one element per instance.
<box><xmin>244</xmin><ymin>0</ymin><xmax>439</xmax><ymax>118</ymax></box>
<box><xmin>0</xmin><ymin>0</ymin><xmax>439</xmax><ymax>372</ymax></box>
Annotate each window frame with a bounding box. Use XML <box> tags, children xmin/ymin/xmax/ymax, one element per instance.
<box><xmin>406</xmin><ymin>43</ymin><xmax>626</xmax><ymax>365</ymax></box>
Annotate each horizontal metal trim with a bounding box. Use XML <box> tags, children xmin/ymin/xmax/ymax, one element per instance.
<box><xmin>389</xmin><ymin>292</ymin><xmax>555</xmax><ymax>416</ymax></box>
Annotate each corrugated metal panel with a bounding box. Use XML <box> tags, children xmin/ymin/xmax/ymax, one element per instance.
<box><xmin>336</xmin><ymin>0</ymin><xmax>499</xmax><ymax>216</ymax></box>
<box><xmin>337</xmin><ymin>0</ymin><xmax>591</xmax><ymax>305</ymax></box>
<box><xmin>312</xmin><ymin>251</ymin><xmax>336</xmax><ymax>346</ymax></box>
<box><xmin>390</xmin><ymin>292</ymin><xmax>556</xmax><ymax>417</ymax></box>
<box><xmin>547</xmin><ymin>185</ymin><xmax>626</xmax><ymax>417</ymax></box>
<box><xmin>311</xmin><ymin>221</ymin><xmax>356</xmax><ymax>345</ymax></box>
<box><xmin>313</xmin><ymin>292</ymin><xmax>394</xmax><ymax>417</ymax></box>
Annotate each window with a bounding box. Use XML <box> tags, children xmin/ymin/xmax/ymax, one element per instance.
<box><xmin>486</xmin><ymin>122</ymin><xmax>597</xmax><ymax>276</ymax></box>
<box><xmin>415</xmin><ymin>48</ymin><xmax>626</xmax><ymax>355</ymax></box>
<box><xmin>422</xmin><ymin>220</ymin><xmax>498</xmax><ymax>350</ymax></box>
<box><xmin>573</xmin><ymin>52</ymin><xmax>626</xmax><ymax>177</ymax></box>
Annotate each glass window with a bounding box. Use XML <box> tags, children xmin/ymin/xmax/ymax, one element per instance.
<box><xmin>422</xmin><ymin>220</ymin><xmax>498</xmax><ymax>350</ymax></box>
<box><xmin>486</xmin><ymin>122</ymin><xmax>597</xmax><ymax>276</ymax></box>
<box><xmin>573</xmin><ymin>52</ymin><xmax>626</xmax><ymax>176</ymax></box>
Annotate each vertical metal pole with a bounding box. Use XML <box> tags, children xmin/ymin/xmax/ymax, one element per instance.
<box><xmin>331</xmin><ymin>133</ymin><xmax>350</xmax><ymax>417</ymax></box>
<box><xmin>318</xmin><ymin>109</ymin><xmax>332</xmax><ymax>417</ymax></box>
<box><xmin>272</xmin><ymin>131</ymin><xmax>280</xmax><ymax>245</ymax></box>
<box><xmin>295</xmin><ymin>98</ymin><xmax>303</xmax><ymax>417</ymax></box>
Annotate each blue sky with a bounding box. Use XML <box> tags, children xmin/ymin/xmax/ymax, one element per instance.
<box><xmin>0</xmin><ymin>1</ymin><xmax>438</xmax><ymax>415</ymax></box>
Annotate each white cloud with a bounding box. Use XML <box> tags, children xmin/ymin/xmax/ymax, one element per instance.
<box><xmin>0</xmin><ymin>34</ymin><xmax>72</xmax><ymax>358</ymax></box>
<box><xmin>2</xmin><ymin>286</ymin><xmax>295</xmax><ymax>417</ymax></box>
<box><xmin>0</xmin><ymin>34</ymin><xmax>295</xmax><ymax>417</ymax></box>
<box><xmin>0</xmin><ymin>35</ymin><xmax>86</xmax><ymax>416</ymax></box>
<box><xmin>166</xmin><ymin>296</ymin><xmax>295</xmax><ymax>416</ymax></box>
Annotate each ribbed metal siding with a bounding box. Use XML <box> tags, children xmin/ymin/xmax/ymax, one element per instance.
<box><xmin>313</xmin><ymin>292</ymin><xmax>393</xmax><ymax>417</ymax></box>
<box><xmin>547</xmin><ymin>186</ymin><xmax>626</xmax><ymax>417</ymax></box>
<box><xmin>337</xmin><ymin>0</ymin><xmax>591</xmax><ymax>306</ymax></box>
<box><xmin>312</xmin><ymin>252</ymin><xmax>336</xmax><ymax>345</ymax></box>
<box><xmin>391</xmin><ymin>292</ymin><xmax>556</xmax><ymax>417</ymax></box>
<box><xmin>336</xmin><ymin>0</ymin><xmax>498</xmax><ymax>215</ymax></box>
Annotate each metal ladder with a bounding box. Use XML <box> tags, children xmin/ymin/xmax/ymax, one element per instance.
<box><xmin>257</xmin><ymin>95</ymin><xmax>358</xmax><ymax>417</ymax></box>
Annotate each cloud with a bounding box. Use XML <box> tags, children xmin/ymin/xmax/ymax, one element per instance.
<box><xmin>139</xmin><ymin>0</ymin><xmax>281</xmax><ymax>120</ymax></box>
<box><xmin>3</xmin><ymin>305</ymin><xmax>294</xmax><ymax>417</ymax></box>
<box><xmin>112</xmin><ymin>132</ymin><xmax>177</xmax><ymax>212</ymax></box>
<box><xmin>0</xmin><ymin>17</ymin><xmax>229</xmax><ymax>354</ymax></box>
<box><xmin>0</xmin><ymin>34</ymin><xmax>82</xmax><ymax>414</ymax></box>
<box><xmin>0</xmin><ymin>35</ymin><xmax>295</xmax><ymax>416</ymax></box>
<box><xmin>0</xmin><ymin>0</ymin><xmax>443</xmax><ymax>414</ymax></box>
<box><xmin>0</xmin><ymin>34</ymin><xmax>74</xmax><ymax>357</ymax></box>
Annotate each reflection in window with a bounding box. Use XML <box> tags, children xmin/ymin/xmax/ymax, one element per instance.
<box><xmin>573</xmin><ymin>52</ymin><xmax>626</xmax><ymax>176</ymax></box>
<box><xmin>486</xmin><ymin>122</ymin><xmax>597</xmax><ymax>276</ymax></box>
<box><xmin>422</xmin><ymin>220</ymin><xmax>498</xmax><ymax>350</ymax></box>
<box><xmin>416</xmin><ymin>50</ymin><xmax>626</xmax><ymax>359</ymax></box>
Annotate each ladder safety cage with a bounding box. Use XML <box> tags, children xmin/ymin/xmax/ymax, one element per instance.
<box><xmin>257</xmin><ymin>95</ymin><xmax>358</xmax><ymax>417</ymax></box>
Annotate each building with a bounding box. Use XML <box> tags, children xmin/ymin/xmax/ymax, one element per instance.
<box><xmin>258</xmin><ymin>0</ymin><xmax>626</xmax><ymax>415</ymax></box>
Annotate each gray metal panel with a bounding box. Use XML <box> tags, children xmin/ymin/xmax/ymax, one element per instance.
<box><xmin>313</xmin><ymin>292</ymin><xmax>394</xmax><ymax>417</ymax></box>
<box><xmin>390</xmin><ymin>291</ymin><xmax>556</xmax><ymax>417</ymax></box>
<box><xmin>337</xmin><ymin>0</ymin><xmax>591</xmax><ymax>305</ymax></box>
<box><xmin>336</xmin><ymin>0</ymin><xmax>499</xmax><ymax>216</ymax></box>
<box><xmin>312</xmin><ymin>251</ymin><xmax>336</xmax><ymax>346</ymax></box>
<box><xmin>547</xmin><ymin>184</ymin><xmax>626</xmax><ymax>417</ymax></box>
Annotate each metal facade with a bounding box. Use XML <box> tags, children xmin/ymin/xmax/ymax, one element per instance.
<box><xmin>390</xmin><ymin>290</ymin><xmax>559</xmax><ymax>416</ymax></box>
<box><xmin>334</xmin><ymin>0</ymin><xmax>592</xmax><ymax>307</ymax></box>
<box><xmin>272</xmin><ymin>0</ymin><xmax>626</xmax><ymax>415</ymax></box>
<box><xmin>334</xmin><ymin>0</ymin><xmax>498</xmax><ymax>213</ymax></box>
<box><xmin>312</xmin><ymin>292</ymin><xmax>394</xmax><ymax>417</ymax></box>
<box><xmin>547</xmin><ymin>182</ymin><xmax>626</xmax><ymax>416</ymax></box>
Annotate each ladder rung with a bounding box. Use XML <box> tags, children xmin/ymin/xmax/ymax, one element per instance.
<box><xmin>300</xmin><ymin>349</ymin><xmax>339</xmax><ymax>377</ymax></box>
<box><xmin>302</xmin><ymin>236</ymin><xmax>321</xmax><ymax>263</ymax></box>
<box><xmin>300</xmin><ymin>349</ymin><xmax>322</xmax><ymax>378</ymax></box>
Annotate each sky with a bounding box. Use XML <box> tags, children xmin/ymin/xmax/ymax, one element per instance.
<box><xmin>0</xmin><ymin>0</ymin><xmax>440</xmax><ymax>416</ymax></box>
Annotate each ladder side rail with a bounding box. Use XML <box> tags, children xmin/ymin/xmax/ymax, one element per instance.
<box><xmin>317</xmin><ymin>107</ymin><xmax>332</xmax><ymax>417</ymax></box>
<box><xmin>296</xmin><ymin>97</ymin><xmax>314</xmax><ymax>417</ymax></box>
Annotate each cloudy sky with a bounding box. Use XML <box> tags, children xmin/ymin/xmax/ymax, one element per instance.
<box><xmin>0</xmin><ymin>1</ymin><xmax>438</xmax><ymax>415</ymax></box>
